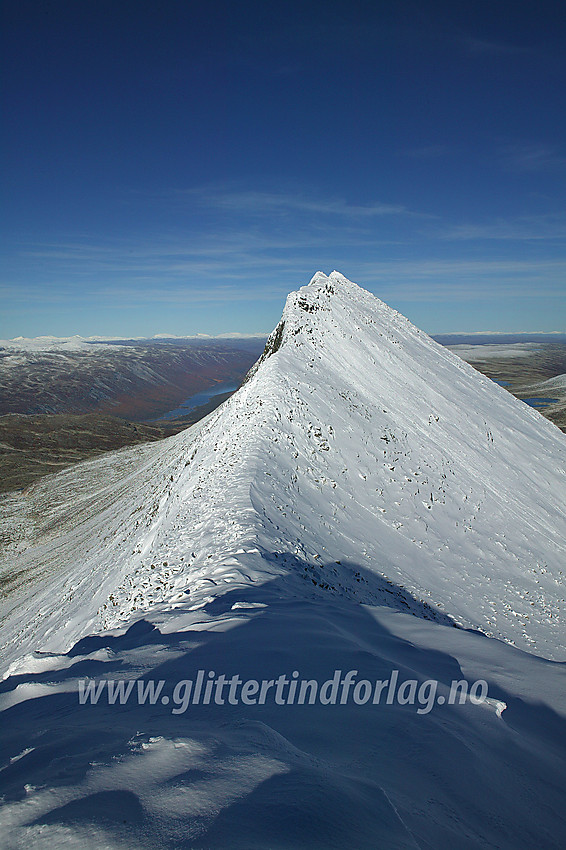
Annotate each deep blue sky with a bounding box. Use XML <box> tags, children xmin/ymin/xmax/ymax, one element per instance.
<box><xmin>2</xmin><ymin>0</ymin><xmax>565</xmax><ymax>337</ymax></box>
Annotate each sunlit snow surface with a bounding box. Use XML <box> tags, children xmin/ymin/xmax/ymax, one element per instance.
<box><xmin>1</xmin><ymin>272</ymin><xmax>565</xmax><ymax>848</ymax></box>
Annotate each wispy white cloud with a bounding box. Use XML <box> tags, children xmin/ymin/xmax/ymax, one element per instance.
<box><xmin>502</xmin><ymin>143</ymin><xmax>566</xmax><ymax>172</ymax></box>
<box><xmin>4</xmin><ymin>186</ymin><xmax>565</xmax><ymax>319</ymax></box>
<box><xmin>13</xmin><ymin>224</ymin><xmax>401</xmax><ymax>283</ymax></box>
<box><xmin>210</xmin><ymin>191</ymin><xmax>408</xmax><ymax>217</ymax></box>
<box><xmin>465</xmin><ymin>37</ymin><xmax>531</xmax><ymax>56</ymax></box>
<box><xmin>0</xmin><ymin>279</ymin><xmax>292</xmax><ymax>306</ymax></box>
<box><xmin>4</xmin><ymin>253</ymin><xmax>564</xmax><ymax>309</ymax></box>
<box><xmin>434</xmin><ymin>213</ymin><xmax>566</xmax><ymax>242</ymax></box>
<box><xmin>168</xmin><ymin>186</ymin><xmax>418</xmax><ymax>219</ymax></box>
<box><xmin>355</xmin><ymin>258</ymin><xmax>566</xmax><ymax>302</ymax></box>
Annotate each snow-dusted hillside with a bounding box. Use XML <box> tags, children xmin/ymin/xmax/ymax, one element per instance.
<box><xmin>1</xmin><ymin>272</ymin><xmax>565</xmax><ymax>849</ymax></box>
<box><xmin>2</xmin><ymin>271</ymin><xmax>564</xmax><ymax>665</ymax></box>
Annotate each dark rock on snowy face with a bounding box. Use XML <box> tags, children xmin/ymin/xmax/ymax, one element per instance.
<box><xmin>242</xmin><ymin>320</ymin><xmax>286</xmax><ymax>385</ymax></box>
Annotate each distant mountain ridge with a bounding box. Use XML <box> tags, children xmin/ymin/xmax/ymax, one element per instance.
<box><xmin>0</xmin><ymin>339</ymin><xmax>260</xmax><ymax>420</ymax></box>
<box><xmin>0</xmin><ymin>333</ymin><xmax>268</xmax><ymax>351</ymax></box>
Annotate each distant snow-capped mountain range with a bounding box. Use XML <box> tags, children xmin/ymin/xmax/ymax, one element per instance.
<box><xmin>0</xmin><ymin>332</ymin><xmax>269</xmax><ymax>352</ymax></box>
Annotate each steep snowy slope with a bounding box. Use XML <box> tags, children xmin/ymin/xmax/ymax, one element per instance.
<box><xmin>1</xmin><ymin>272</ymin><xmax>564</xmax><ymax>669</ymax></box>
<box><xmin>1</xmin><ymin>272</ymin><xmax>566</xmax><ymax>849</ymax></box>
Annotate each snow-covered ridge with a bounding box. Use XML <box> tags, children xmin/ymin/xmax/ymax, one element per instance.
<box><xmin>448</xmin><ymin>342</ymin><xmax>540</xmax><ymax>359</ymax></box>
<box><xmin>527</xmin><ymin>373</ymin><xmax>566</xmax><ymax>391</ymax></box>
<box><xmin>1</xmin><ymin>272</ymin><xmax>565</xmax><ymax>674</ymax></box>
<box><xmin>0</xmin><ymin>335</ymin><xmax>123</xmax><ymax>352</ymax></box>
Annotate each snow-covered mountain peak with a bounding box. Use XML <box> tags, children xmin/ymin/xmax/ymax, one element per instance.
<box><xmin>246</xmin><ymin>271</ymin><xmax>377</xmax><ymax>380</ymax></box>
<box><xmin>257</xmin><ymin>270</ymin><xmax>409</xmax><ymax>374</ymax></box>
<box><xmin>286</xmin><ymin>269</ymin><xmax>386</xmax><ymax>326</ymax></box>
<box><xmin>1</xmin><ymin>274</ymin><xmax>565</xmax><ymax>672</ymax></box>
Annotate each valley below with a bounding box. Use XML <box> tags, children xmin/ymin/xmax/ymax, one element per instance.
<box><xmin>443</xmin><ymin>337</ymin><xmax>566</xmax><ymax>432</ymax></box>
<box><xmin>0</xmin><ymin>338</ymin><xmax>264</xmax><ymax>493</ymax></box>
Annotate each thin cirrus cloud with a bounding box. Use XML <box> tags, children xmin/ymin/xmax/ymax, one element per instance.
<box><xmin>170</xmin><ymin>187</ymin><xmax>415</xmax><ymax>219</ymax></box>
<box><xmin>435</xmin><ymin>213</ymin><xmax>566</xmax><ymax>242</ymax></box>
<box><xmin>0</xmin><ymin>278</ymin><xmax>292</xmax><ymax>306</ymax></box>
<box><xmin>358</xmin><ymin>258</ymin><xmax>566</xmax><ymax>299</ymax></box>
<box><xmin>14</xmin><ymin>219</ymin><xmax>401</xmax><ymax>281</ymax></box>
<box><xmin>5</xmin><ymin>186</ymin><xmax>564</xmax><ymax>330</ymax></box>
<box><xmin>502</xmin><ymin>143</ymin><xmax>566</xmax><ymax>172</ymax></box>
<box><xmin>464</xmin><ymin>37</ymin><xmax>532</xmax><ymax>56</ymax></box>
<box><xmin>3</xmin><ymin>254</ymin><xmax>564</xmax><ymax>309</ymax></box>
<box><xmin>94</xmin><ymin>283</ymin><xmax>289</xmax><ymax>305</ymax></box>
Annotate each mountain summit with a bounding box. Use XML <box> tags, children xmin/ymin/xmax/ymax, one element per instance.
<box><xmin>1</xmin><ymin>273</ymin><xmax>565</xmax><ymax>849</ymax></box>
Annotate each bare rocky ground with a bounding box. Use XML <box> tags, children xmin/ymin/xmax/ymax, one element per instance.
<box><xmin>0</xmin><ymin>413</ymin><xmax>189</xmax><ymax>494</ymax></box>
<box><xmin>0</xmin><ymin>386</ymin><xmax>254</xmax><ymax>494</ymax></box>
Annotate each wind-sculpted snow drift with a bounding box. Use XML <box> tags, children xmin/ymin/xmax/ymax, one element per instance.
<box><xmin>1</xmin><ymin>272</ymin><xmax>565</xmax><ymax>849</ymax></box>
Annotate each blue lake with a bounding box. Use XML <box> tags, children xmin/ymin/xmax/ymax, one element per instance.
<box><xmin>522</xmin><ymin>398</ymin><xmax>558</xmax><ymax>408</ymax></box>
<box><xmin>494</xmin><ymin>380</ymin><xmax>510</xmax><ymax>386</ymax></box>
<box><xmin>157</xmin><ymin>381</ymin><xmax>240</xmax><ymax>421</ymax></box>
